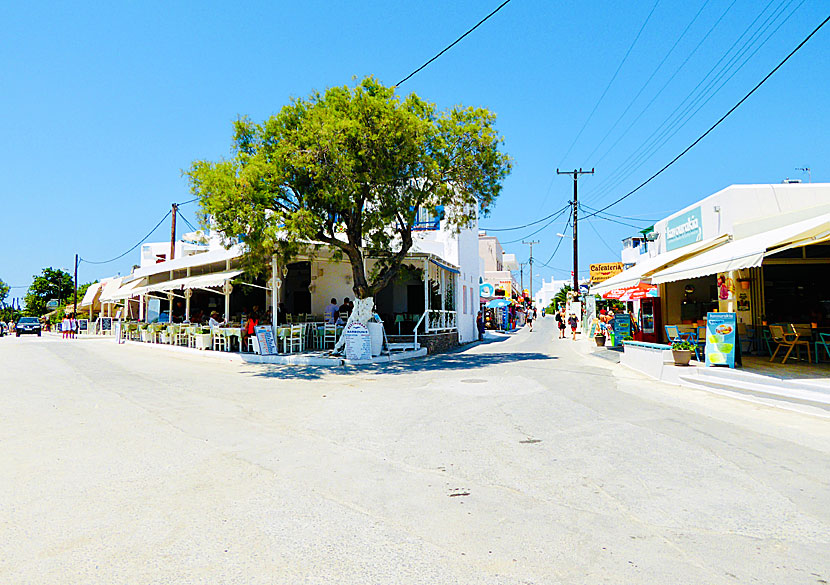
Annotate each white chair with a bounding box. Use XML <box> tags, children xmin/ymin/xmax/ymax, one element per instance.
<box><xmin>212</xmin><ymin>330</ymin><xmax>227</xmax><ymax>351</ymax></box>
<box><xmin>284</xmin><ymin>324</ymin><xmax>304</xmax><ymax>353</ymax></box>
<box><xmin>323</xmin><ymin>323</ymin><xmax>338</xmax><ymax>349</ymax></box>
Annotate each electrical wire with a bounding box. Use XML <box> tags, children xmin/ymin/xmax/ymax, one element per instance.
<box><xmin>585</xmin><ymin>218</ymin><xmax>620</xmax><ymax>257</ymax></box>
<box><xmin>177</xmin><ymin>197</ymin><xmax>199</xmax><ymax>206</ymax></box>
<box><xmin>176</xmin><ymin>209</ymin><xmax>199</xmax><ymax>233</ymax></box>
<box><xmin>580</xmin><ymin>11</ymin><xmax>830</xmax><ymax>220</ymax></box>
<box><xmin>80</xmin><ymin>211</ymin><xmax>172</xmax><ymax>265</ymax></box>
<box><xmin>395</xmin><ymin>0</ymin><xmax>514</xmax><ymax>87</ymax></box>
<box><xmin>499</xmin><ymin>206</ymin><xmax>569</xmax><ymax>244</ymax></box>
<box><xmin>586</xmin><ymin>0</ymin><xmax>798</xmax><ymax>203</ymax></box>
<box><xmin>537</xmin><ymin>206</ymin><xmax>573</xmax><ymax>269</ymax></box>
<box><xmin>578</xmin><ymin>203</ymin><xmax>657</xmax><ymax>223</ymax></box>
<box><xmin>584</xmin><ymin>0</ymin><xmax>713</xmax><ymax>163</ymax></box>
<box><xmin>481</xmin><ymin>204</ymin><xmax>570</xmax><ymax>232</ymax></box>
<box><xmin>557</xmin><ymin>0</ymin><xmax>661</xmax><ymax>167</ymax></box>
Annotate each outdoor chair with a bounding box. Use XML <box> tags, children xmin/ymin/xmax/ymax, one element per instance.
<box><xmin>284</xmin><ymin>324</ymin><xmax>304</xmax><ymax>353</ymax></box>
<box><xmin>322</xmin><ymin>323</ymin><xmax>338</xmax><ymax>349</ymax></box>
<box><xmin>815</xmin><ymin>332</ymin><xmax>830</xmax><ymax>363</ymax></box>
<box><xmin>212</xmin><ymin>329</ymin><xmax>228</xmax><ymax>352</ymax></box>
<box><xmin>769</xmin><ymin>324</ymin><xmax>811</xmax><ymax>364</ymax></box>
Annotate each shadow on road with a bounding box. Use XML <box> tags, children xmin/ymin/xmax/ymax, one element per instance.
<box><xmin>244</xmin><ymin>350</ymin><xmax>555</xmax><ymax>381</ymax></box>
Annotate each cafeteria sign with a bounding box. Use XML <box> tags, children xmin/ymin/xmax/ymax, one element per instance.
<box><xmin>704</xmin><ymin>312</ymin><xmax>736</xmax><ymax>368</ymax></box>
<box><xmin>666</xmin><ymin>206</ymin><xmax>702</xmax><ymax>251</ymax></box>
<box><xmin>589</xmin><ymin>262</ymin><xmax>623</xmax><ymax>283</ymax></box>
<box><xmin>255</xmin><ymin>326</ymin><xmax>278</xmax><ymax>355</ymax></box>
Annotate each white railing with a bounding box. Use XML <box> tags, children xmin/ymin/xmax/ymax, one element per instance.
<box><xmin>428</xmin><ymin>310</ymin><xmax>457</xmax><ymax>332</ymax></box>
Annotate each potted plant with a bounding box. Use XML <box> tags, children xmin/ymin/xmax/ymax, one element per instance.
<box><xmin>671</xmin><ymin>340</ymin><xmax>695</xmax><ymax>366</ymax></box>
<box><xmin>594</xmin><ymin>331</ymin><xmax>606</xmax><ymax>346</ymax></box>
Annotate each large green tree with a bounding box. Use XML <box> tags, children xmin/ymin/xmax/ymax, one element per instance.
<box><xmin>24</xmin><ymin>268</ymin><xmax>73</xmax><ymax>316</ymax></box>
<box><xmin>188</xmin><ymin>76</ymin><xmax>510</xmax><ymax>306</ymax></box>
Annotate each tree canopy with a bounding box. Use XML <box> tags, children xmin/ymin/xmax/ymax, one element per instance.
<box><xmin>0</xmin><ymin>278</ymin><xmax>9</xmax><ymax>306</ymax></box>
<box><xmin>188</xmin><ymin>76</ymin><xmax>511</xmax><ymax>299</ymax></box>
<box><xmin>25</xmin><ymin>268</ymin><xmax>73</xmax><ymax>316</ymax></box>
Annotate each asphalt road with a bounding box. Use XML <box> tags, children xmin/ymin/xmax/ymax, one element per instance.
<box><xmin>1</xmin><ymin>319</ymin><xmax>828</xmax><ymax>584</ymax></box>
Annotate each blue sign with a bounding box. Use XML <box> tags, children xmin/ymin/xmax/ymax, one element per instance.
<box><xmin>612</xmin><ymin>313</ymin><xmax>632</xmax><ymax>347</ymax></box>
<box><xmin>480</xmin><ymin>283</ymin><xmax>495</xmax><ymax>297</ymax></box>
<box><xmin>666</xmin><ymin>206</ymin><xmax>702</xmax><ymax>251</ymax></box>
<box><xmin>705</xmin><ymin>312</ymin><xmax>737</xmax><ymax>368</ymax></box>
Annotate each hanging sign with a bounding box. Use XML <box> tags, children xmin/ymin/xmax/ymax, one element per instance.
<box><xmin>705</xmin><ymin>312</ymin><xmax>737</xmax><ymax>368</ymax></box>
<box><xmin>255</xmin><ymin>325</ymin><xmax>278</xmax><ymax>355</ymax></box>
<box><xmin>480</xmin><ymin>283</ymin><xmax>495</xmax><ymax>297</ymax></box>
<box><xmin>589</xmin><ymin>262</ymin><xmax>623</xmax><ymax>283</ymax></box>
<box><xmin>343</xmin><ymin>322</ymin><xmax>372</xmax><ymax>360</ymax></box>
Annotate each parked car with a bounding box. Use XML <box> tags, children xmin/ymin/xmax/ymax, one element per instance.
<box><xmin>15</xmin><ymin>317</ymin><xmax>42</xmax><ymax>337</ymax></box>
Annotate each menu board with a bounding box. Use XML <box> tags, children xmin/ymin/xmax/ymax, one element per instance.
<box><xmin>78</xmin><ymin>319</ymin><xmax>88</xmax><ymax>332</ymax></box>
<box><xmin>100</xmin><ymin>317</ymin><xmax>112</xmax><ymax>332</ymax></box>
<box><xmin>255</xmin><ymin>325</ymin><xmax>278</xmax><ymax>356</ymax></box>
<box><xmin>343</xmin><ymin>322</ymin><xmax>372</xmax><ymax>360</ymax></box>
<box><xmin>705</xmin><ymin>312</ymin><xmax>736</xmax><ymax>368</ymax></box>
<box><xmin>612</xmin><ymin>313</ymin><xmax>631</xmax><ymax>347</ymax></box>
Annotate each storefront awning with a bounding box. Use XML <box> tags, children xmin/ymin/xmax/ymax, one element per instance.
<box><xmin>650</xmin><ymin>213</ymin><xmax>830</xmax><ymax>284</ymax></box>
<box><xmin>79</xmin><ymin>282</ymin><xmax>102</xmax><ymax>307</ymax></box>
<box><xmin>98</xmin><ymin>278</ymin><xmax>124</xmax><ymax>303</ymax></box>
<box><xmin>591</xmin><ymin>235</ymin><xmax>728</xmax><ymax>295</ymax></box>
<box><xmin>108</xmin><ymin>278</ymin><xmax>147</xmax><ymax>300</ymax></box>
<box><xmin>429</xmin><ymin>258</ymin><xmax>460</xmax><ymax>274</ymax></box>
<box><xmin>144</xmin><ymin>270</ymin><xmax>244</xmax><ymax>293</ymax></box>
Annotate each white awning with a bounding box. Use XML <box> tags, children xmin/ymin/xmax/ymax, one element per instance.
<box><xmin>79</xmin><ymin>282</ymin><xmax>102</xmax><ymax>307</ymax></box>
<box><xmin>143</xmin><ymin>270</ymin><xmax>244</xmax><ymax>294</ymax></box>
<box><xmin>591</xmin><ymin>235</ymin><xmax>728</xmax><ymax>295</ymax></box>
<box><xmin>108</xmin><ymin>278</ymin><xmax>148</xmax><ymax>300</ymax></box>
<box><xmin>651</xmin><ymin>213</ymin><xmax>830</xmax><ymax>284</ymax></box>
<box><xmin>97</xmin><ymin>277</ymin><xmax>124</xmax><ymax>303</ymax></box>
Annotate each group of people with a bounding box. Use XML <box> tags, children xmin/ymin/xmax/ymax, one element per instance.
<box><xmin>324</xmin><ymin>297</ymin><xmax>354</xmax><ymax>325</ymax></box>
<box><xmin>60</xmin><ymin>313</ymin><xmax>79</xmax><ymax>339</ymax></box>
<box><xmin>554</xmin><ymin>308</ymin><xmax>579</xmax><ymax>340</ymax></box>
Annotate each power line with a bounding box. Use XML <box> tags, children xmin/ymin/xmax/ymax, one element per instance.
<box><xmin>557</xmin><ymin>0</ymin><xmax>661</xmax><ymax>166</ymax></box>
<box><xmin>586</xmin><ymin>0</ymin><xmax>796</xmax><ymax>203</ymax></box>
<box><xmin>581</xmin><ymin>11</ymin><xmax>830</xmax><ymax>219</ymax></box>
<box><xmin>177</xmin><ymin>196</ymin><xmax>199</xmax><ymax>206</ymax></box>
<box><xmin>499</xmin><ymin>206</ymin><xmax>569</xmax><ymax>244</ymax></box>
<box><xmin>176</xmin><ymin>209</ymin><xmax>199</xmax><ymax>233</ymax></box>
<box><xmin>80</xmin><ymin>211</ymin><xmax>172</xmax><ymax>265</ymax></box>
<box><xmin>585</xmin><ymin>218</ymin><xmax>620</xmax><ymax>257</ymax></box>
<box><xmin>537</xmin><ymin>205</ymin><xmax>573</xmax><ymax>269</ymax></box>
<box><xmin>578</xmin><ymin>203</ymin><xmax>657</xmax><ymax>223</ymax></box>
<box><xmin>395</xmin><ymin>0</ymin><xmax>514</xmax><ymax>87</ymax></box>
<box><xmin>481</xmin><ymin>204</ymin><xmax>570</xmax><ymax>232</ymax></box>
<box><xmin>584</xmin><ymin>0</ymin><xmax>713</xmax><ymax>163</ymax></box>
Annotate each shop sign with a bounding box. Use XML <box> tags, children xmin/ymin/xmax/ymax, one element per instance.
<box><xmin>255</xmin><ymin>325</ymin><xmax>278</xmax><ymax>355</ymax></box>
<box><xmin>480</xmin><ymin>283</ymin><xmax>495</xmax><ymax>297</ymax></box>
<box><xmin>666</xmin><ymin>206</ymin><xmax>702</xmax><ymax>251</ymax></box>
<box><xmin>705</xmin><ymin>312</ymin><xmax>736</xmax><ymax>368</ymax></box>
<box><xmin>612</xmin><ymin>313</ymin><xmax>631</xmax><ymax>347</ymax></box>
<box><xmin>589</xmin><ymin>262</ymin><xmax>623</xmax><ymax>283</ymax></box>
<box><xmin>498</xmin><ymin>280</ymin><xmax>513</xmax><ymax>297</ymax></box>
<box><xmin>343</xmin><ymin>322</ymin><xmax>372</xmax><ymax>360</ymax></box>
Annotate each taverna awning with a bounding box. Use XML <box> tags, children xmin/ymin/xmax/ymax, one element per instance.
<box><xmin>143</xmin><ymin>270</ymin><xmax>243</xmax><ymax>294</ymax></box>
<box><xmin>591</xmin><ymin>235</ymin><xmax>728</xmax><ymax>295</ymax></box>
<box><xmin>650</xmin><ymin>213</ymin><xmax>830</xmax><ymax>284</ymax></box>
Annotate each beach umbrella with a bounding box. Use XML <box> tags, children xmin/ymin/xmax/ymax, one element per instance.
<box><xmin>485</xmin><ymin>299</ymin><xmax>510</xmax><ymax>308</ymax></box>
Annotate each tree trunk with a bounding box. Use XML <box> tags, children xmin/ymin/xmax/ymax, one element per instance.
<box><xmin>333</xmin><ymin>296</ymin><xmax>374</xmax><ymax>353</ymax></box>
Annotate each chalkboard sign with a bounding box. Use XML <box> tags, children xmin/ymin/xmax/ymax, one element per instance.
<box><xmin>100</xmin><ymin>317</ymin><xmax>112</xmax><ymax>332</ymax></box>
<box><xmin>78</xmin><ymin>319</ymin><xmax>88</xmax><ymax>332</ymax></box>
<box><xmin>343</xmin><ymin>322</ymin><xmax>372</xmax><ymax>360</ymax></box>
<box><xmin>255</xmin><ymin>325</ymin><xmax>278</xmax><ymax>356</ymax></box>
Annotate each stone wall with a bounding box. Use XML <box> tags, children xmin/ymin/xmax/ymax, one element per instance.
<box><xmin>388</xmin><ymin>331</ymin><xmax>459</xmax><ymax>355</ymax></box>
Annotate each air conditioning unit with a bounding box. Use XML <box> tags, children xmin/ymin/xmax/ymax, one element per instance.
<box><xmin>644</xmin><ymin>231</ymin><xmax>658</xmax><ymax>241</ymax></box>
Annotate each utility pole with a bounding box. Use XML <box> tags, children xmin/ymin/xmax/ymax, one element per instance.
<box><xmin>518</xmin><ymin>262</ymin><xmax>527</xmax><ymax>294</ymax></box>
<box><xmin>522</xmin><ymin>241</ymin><xmax>539</xmax><ymax>305</ymax></box>
<box><xmin>170</xmin><ymin>203</ymin><xmax>178</xmax><ymax>261</ymax></box>
<box><xmin>73</xmin><ymin>254</ymin><xmax>78</xmax><ymax>318</ymax></box>
<box><xmin>556</xmin><ymin>168</ymin><xmax>594</xmax><ymax>297</ymax></box>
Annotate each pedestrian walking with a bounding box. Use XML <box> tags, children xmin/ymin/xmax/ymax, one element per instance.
<box><xmin>476</xmin><ymin>310</ymin><xmax>485</xmax><ymax>341</ymax></box>
<box><xmin>61</xmin><ymin>315</ymin><xmax>70</xmax><ymax>339</ymax></box>
<box><xmin>568</xmin><ymin>313</ymin><xmax>578</xmax><ymax>340</ymax></box>
<box><xmin>555</xmin><ymin>308</ymin><xmax>566</xmax><ymax>338</ymax></box>
<box><xmin>526</xmin><ymin>307</ymin><xmax>534</xmax><ymax>332</ymax></box>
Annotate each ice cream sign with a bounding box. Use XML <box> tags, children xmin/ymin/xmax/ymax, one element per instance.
<box><xmin>665</xmin><ymin>206</ymin><xmax>702</xmax><ymax>251</ymax></box>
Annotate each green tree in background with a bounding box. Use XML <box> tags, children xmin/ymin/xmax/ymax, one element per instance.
<box><xmin>188</xmin><ymin>76</ymin><xmax>511</xmax><ymax>315</ymax></box>
<box><xmin>24</xmin><ymin>268</ymin><xmax>73</xmax><ymax>316</ymax></box>
<box><xmin>554</xmin><ymin>284</ymin><xmax>573</xmax><ymax>309</ymax></box>
<box><xmin>0</xmin><ymin>278</ymin><xmax>9</xmax><ymax>306</ymax></box>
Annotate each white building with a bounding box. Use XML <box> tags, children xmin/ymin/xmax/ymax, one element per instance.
<box><xmin>478</xmin><ymin>232</ymin><xmax>520</xmax><ymax>298</ymax></box>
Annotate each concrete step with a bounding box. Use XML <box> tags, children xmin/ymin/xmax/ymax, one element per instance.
<box><xmin>678</xmin><ymin>370</ymin><xmax>830</xmax><ymax>411</ymax></box>
<box><xmin>387</xmin><ymin>342</ymin><xmax>421</xmax><ymax>352</ymax></box>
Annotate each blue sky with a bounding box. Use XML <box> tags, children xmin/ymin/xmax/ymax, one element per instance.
<box><xmin>1</xmin><ymin>0</ymin><xmax>828</xmax><ymax>299</ymax></box>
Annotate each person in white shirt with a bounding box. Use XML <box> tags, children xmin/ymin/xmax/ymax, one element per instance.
<box><xmin>208</xmin><ymin>311</ymin><xmax>225</xmax><ymax>329</ymax></box>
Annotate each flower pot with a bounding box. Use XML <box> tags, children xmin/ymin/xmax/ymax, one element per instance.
<box><xmin>672</xmin><ymin>349</ymin><xmax>693</xmax><ymax>366</ymax></box>
<box><xmin>594</xmin><ymin>334</ymin><xmax>606</xmax><ymax>347</ymax></box>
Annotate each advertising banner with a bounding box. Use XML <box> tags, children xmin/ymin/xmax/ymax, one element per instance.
<box><xmin>705</xmin><ymin>312</ymin><xmax>737</xmax><ymax>368</ymax></box>
<box><xmin>666</xmin><ymin>206</ymin><xmax>702</xmax><ymax>251</ymax></box>
<box><xmin>255</xmin><ymin>325</ymin><xmax>278</xmax><ymax>355</ymax></box>
<box><xmin>344</xmin><ymin>322</ymin><xmax>372</xmax><ymax>360</ymax></box>
<box><xmin>612</xmin><ymin>313</ymin><xmax>632</xmax><ymax>347</ymax></box>
<box><xmin>589</xmin><ymin>262</ymin><xmax>623</xmax><ymax>283</ymax></box>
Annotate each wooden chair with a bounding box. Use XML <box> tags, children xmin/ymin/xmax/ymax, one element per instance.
<box><xmin>284</xmin><ymin>324</ymin><xmax>304</xmax><ymax>353</ymax></box>
<box><xmin>769</xmin><ymin>325</ymin><xmax>811</xmax><ymax>364</ymax></box>
<box><xmin>212</xmin><ymin>329</ymin><xmax>228</xmax><ymax>352</ymax></box>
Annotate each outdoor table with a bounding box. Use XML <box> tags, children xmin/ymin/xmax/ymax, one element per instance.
<box><xmin>218</xmin><ymin>327</ymin><xmax>242</xmax><ymax>352</ymax></box>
